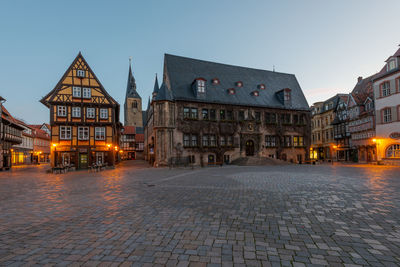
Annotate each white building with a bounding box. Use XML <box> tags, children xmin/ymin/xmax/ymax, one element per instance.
<box><xmin>373</xmin><ymin>46</ymin><xmax>400</xmax><ymax>165</ymax></box>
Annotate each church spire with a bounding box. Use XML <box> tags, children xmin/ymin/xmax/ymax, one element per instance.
<box><xmin>126</xmin><ymin>59</ymin><xmax>141</xmax><ymax>99</ymax></box>
<box><xmin>152</xmin><ymin>73</ymin><xmax>160</xmax><ymax>98</ymax></box>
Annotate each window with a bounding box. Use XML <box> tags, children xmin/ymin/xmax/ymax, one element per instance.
<box><xmin>202</xmin><ymin>135</ymin><xmax>209</xmax><ymax>147</ymax></box>
<box><xmin>284</xmin><ymin>136</ymin><xmax>292</xmax><ymax>147</ymax></box>
<box><xmin>191</xmin><ymin>135</ymin><xmax>198</xmax><ymax>147</ymax></box>
<box><xmin>220</xmin><ymin>110</ymin><xmax>225</xmax><ymax>120</ymax></box>
<box><xmin>293</xmin><ymin>136</ymin><xmax>304</xmax><ymax>147</ymax></box>
<box><xmin>281</xmin><ymin>114</ymin><xmax>291</xmax><ymax>124</ymax></box>
<box><xmin>190</xmin><ymin>108</ymin><xmax>198</xmax><ymax>119</ymax></box>
<box><xmin>132</xmin><ymin>101</ymin><xmax>138</xmax><ymax>109</ymax></box>
<box><xmin>265</xmin><ymin>136</ymin><xmax>276</xmax><ymax>147</ymax></box>
<box><xmin>293</xmin><ymin>114</ymin><xmax>299</xmax><ymax>125</ymax></box>
<box><xmin>210</xmin><ymin>109</ymin><xmax>216</xmax><ymax>120</ymax></box>
<box><xmin>227</xmin><ymin>136</ymin><xmax>233</xmax><ymax>146</ymax></box>
<box><xmin>100</xmin><ymin>108</ymin><xmax>108</xmax><ymax>119</ymax></box>
<box><xmin>228</xmin><ymin>88</ymin><xmax>235</xmax><ymax>95</ymax></box>
<box><xmin>202</xmin><ymin>109</ymin><xmax>209</xmax><ymax>120</ymax></box>
<box><xmin>388</xmin><ymin>59</ymin><xmax>397</xmax><ymax>71</ymax></box>
<box><xmin>381</xmin><ymin>82</ymin><xmax>391</xmax><ymax>97</ymax></box>
<box><xmin>236</xmin><ymin>81</ymin><xmax>243</xmax><ymax>87</ymax></box>
<box><xmin>386</xmin><ymin>144</ymin><xmax>400</xmax><ymax>158</ymax></box>
<box><xmin>265</xmin><ymin>112</ymin><xmax>276</xmax><ymax>124</ymax></box>
<box><xmin>183</xmin><ymin>107</ymin><xmax>190</xmax><ymax>118</ymax></box>
<box><xmin>238</xmin><ymin>111</ymin><xmax>245</xmax><ymax>121</ymax></box>
<box><xmin>57</xmin><ymin>106</ymin><xmax>67</xmax><ymax>117</ymax></box>
<box><xmin>188</xmin><ymin>155</ymin><xmax>196</xmax><ymax>163</ymax></box>
<box><xmin>383</xmin><ymin>108</ymin><xmax>392</xmax><ymax>123</ymax></box>
<box><xmin>252</xmin><ymin>91</ymin><xmax>259</xmax><ymax>96</ymax></box>
<box><xmin>259</xmin><ymin>84</ymin><xmax>265</xmax><ymax>90</ymax></box>
<box><xmin>60</xmin><ymin>126</ymin><xmax>71</xmax><ymax>140</ymax></box>
<box><xmin>212</xmin><ymin>78</ymin><xmax>219</xmax><ymax>84</ymax></box>
<box><xmin>87</xmin><ymin>107</ymin><xmax>95</xmax><ymax>118</ymax></box>
<box><xmin>73</xmin><ymin>86</ymin><xmax>81</xmax><ymax>98</ymax></box>
<box><xmin>210</xmin><ymin>135</ymin><xmax>216</xmax><ymax>147</ymax></box>
<box><xmin>72</xmin><ymin>107</ymin><xmax>81</xmax><ymax>118</ymax></box>
<box><xmin>220</xmin><ymin>136</ymin><xmax>226</xmax><ymax>146</ymax></box>
<box><xmin>82</xmin><ymin>88</ymin><xmax>91</xmax><ymax>99</ymax></box>
<box><xmin>255</xmin><ymin>112</ymin><xmax>261</xmax><ymax>121</ymax></box>
<box><xmin>76</xmin><ymin>69</ymin><xmax>85</xmax><ymax>77</ymax></box>
<box><xmin>284</xmin><ymin>89</ymin><xmax>291</xmax><ymax>101</ymax></box>
<box><xmin>183</xmin><ymin>134</ymin><xmax>190</xmax><ymax>147</ymax></box>
<box><xmin>78</xmin><ymin>127</ymin><xmax>89</xmax><ymax>140</ymax></box>
<box><xmin>226</xmin><ymin>110</ymin><xmax>233</xmax><ymax>121</ymax></box>
<box><xmin>197</xmin><ymin>80</ymin><xmax>205</xmax><ymax>93</ymax></box>
<box><xmin>95</xmin><ymin>127</ymin><xmax>105</xmax><ymax>140</ymax></box>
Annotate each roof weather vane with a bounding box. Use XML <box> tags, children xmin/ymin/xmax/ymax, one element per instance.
<box><xmin>129</xmin><ymin>56</ymin><xmax>132</xmax><ymax>65</ymax></box>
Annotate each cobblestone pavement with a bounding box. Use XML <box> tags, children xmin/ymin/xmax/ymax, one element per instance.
<box><xmin>1</xmin><ymin>162</ymin><xmax>400</xmax><ymax>266</ymax></box>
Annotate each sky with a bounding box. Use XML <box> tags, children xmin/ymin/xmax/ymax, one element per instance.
<box><xmin>1</xmin><ymin>0</ymin><xmax>400</xmax><ymax>124</ymax></box>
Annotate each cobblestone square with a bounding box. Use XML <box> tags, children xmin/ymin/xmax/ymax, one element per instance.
<box><xmin>1</xmin><ymin>162</ymin><xmax>400</xmax><ymax>266</ymax></box>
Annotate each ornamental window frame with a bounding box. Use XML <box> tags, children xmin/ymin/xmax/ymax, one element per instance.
<box><xmin>386</xmin><ymin>144</ymin><xmax>400</xmax><ymax>158</ymax></box>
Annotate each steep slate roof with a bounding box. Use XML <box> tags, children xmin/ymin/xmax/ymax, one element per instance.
<box><xmin>1</xmin><ymin>106</ymin><xmax>24</xmax><ymax>129</ymax></box>
<box><xmin>154</xmin><ymin>82</ymin><xmax>173</xmax><ymax>101</ymax></box>
<box><xmin>152</xmin><ymin>75</ymin><xmax>160</xmax><ymax>95</ymax></box>
<box><xmin>142</xmin><ymin>111</ymin><xmax>147</xmax><ymax>126</ymax></box>
<box><xmin>320</xmin><ymin>94</ymin><xmax>347</xmax><ymax>113</ymax></box>
<box><xmin>32</xmin><ymin>128</ymin><xmax>50</xmax><ymax>140</ymax></box>
<box><xmin>126</xmin><ymin>65</ymin><xmax>141</xmax><ymax>99</ymax></box>
<box><xmin>163</xmin><ymin>54</ymin><xmax>309</xmax><ymax>110</ymax></box>
<box><xmin>135</xmin><ymin>127</ymin><xmax>144</xmax><ymax>134</ymax></box>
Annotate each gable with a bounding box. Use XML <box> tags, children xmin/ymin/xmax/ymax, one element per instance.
<box><xmin>41</xmin><ymin>53</ymin><xmax>118</xmax><ymax>107</ymax></box>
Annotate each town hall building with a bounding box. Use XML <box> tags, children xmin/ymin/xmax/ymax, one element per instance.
<box><xmin>144</xmin><ymin>54</ymin><xmax>311</xmax><ymax>166</ymax></box>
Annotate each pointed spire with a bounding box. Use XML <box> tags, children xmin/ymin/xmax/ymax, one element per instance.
<box><xmin>153</xmin><ymin>73</ymin><xmax>160</xmax><ymax>94</ymax></box>
<box><xmin>126</xmin><ymin>59</ymin><xmax>141</xmax><ymax>99</ymax></box>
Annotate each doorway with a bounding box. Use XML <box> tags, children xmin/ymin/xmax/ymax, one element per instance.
<box><xmin>245</xmin><ymin>140</ymin><xmax>255</xmax><ymax>156</ymax></box>
<box><xmin>79</xmin><ymin>154</ymin><xmax>88</xmax><ymax>169</ymax></box>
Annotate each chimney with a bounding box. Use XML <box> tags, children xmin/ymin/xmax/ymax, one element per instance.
<box><xmin>358</xmin><ymin>76</ymin><xmax>363</xmax><ymax>83</ymax></box>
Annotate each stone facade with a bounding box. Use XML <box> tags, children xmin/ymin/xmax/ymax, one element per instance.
<box><xmin>145</xmin><ymin>54</ymin><xmax>311</xmax><ymax>166</ymax></box>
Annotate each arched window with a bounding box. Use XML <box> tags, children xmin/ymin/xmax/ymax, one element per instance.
<box><xmin>132</xmin><ymin>101</ymin><xmax>138</xmax><ymax>109</ymax></box>
<box><xmin>386</xmin><ymin>144</ymin><xmax>400</xmax><ymax>158</ymax></box>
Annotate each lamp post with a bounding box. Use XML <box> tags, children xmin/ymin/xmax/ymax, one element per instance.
<box><xmin>52</xmin><ymin>143</ymin><xmax>57</xmax><ymax>167</ymax></box>
<box><xmin>372</xmin><ymin>138</ymin><xmax>380</xmax><ymax>163</ymax></box>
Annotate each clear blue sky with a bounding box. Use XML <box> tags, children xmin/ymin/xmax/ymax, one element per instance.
<box><xmin>1</xmin><ymin>0</ymin><xmax>399</xmax><ymax>124</ymax></box>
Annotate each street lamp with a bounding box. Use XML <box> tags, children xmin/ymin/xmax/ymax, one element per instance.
<box><xmin>372</xmin><ymin>138</ymin><xmax>380</xmax><ymax>163</ymax></box>
<box><xmin>0</xmin><ymin>97</ymin><xmax>6</xmax><ymax>163</ymax></box>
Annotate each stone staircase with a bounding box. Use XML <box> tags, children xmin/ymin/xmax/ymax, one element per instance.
<box><xmin>231</xmin><ymin>156</ymin><xmax>289</xmax><ymax>166</ymax></box>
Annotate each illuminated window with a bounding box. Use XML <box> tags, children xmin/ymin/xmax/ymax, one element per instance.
<box><xmin>386</xmin><ymin>144</ymin><xmax>400</xmax><ymax>158</ymax></box>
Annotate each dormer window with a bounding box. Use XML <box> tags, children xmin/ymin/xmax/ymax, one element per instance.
<box><xmin>258</xmin><ymin>84</ymin><xmax>266</xmax><ymax>90</ymax></box>
<box><xmin>212</xmin><ymin>78</ymin><xmax>220</xmax><ymax>85</ymax></box>
<box><xmin>284</xmin><ymin>88</ymin><xmax>291</xmax><ymax>101</ymax></box>
<box><xmin>196</xmin><ymin>79</ymin><xmax>206</xmax><ymax>93</ymax></box>
<box><xmin>388</xmin><ymin>59</ymin><xmax>397</xmax><ymax>71</ymax></box>
<box><xmin>77</xmin><ymin>69</ymin><xmax>86</xmax><ymax>78</ymax></box>
<box><xmin>252</xmin><ymin>91</ymin><xmax>259</xmax><ymax>96</ymax></box>
<box><xmin>228</xmin><ymin>88</ymin><xmax>235</xmax><ymax>95</ymax></box>
<box><xmin>236</xmin><ymin>81</ymin><xmax>243</xmax><ymax>87</ymax></box>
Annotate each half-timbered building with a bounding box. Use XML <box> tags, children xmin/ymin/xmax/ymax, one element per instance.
<box><xmin>40</xmin><ymin>53</ymin><xmax>121</xmax><ymax>169</ymax></box>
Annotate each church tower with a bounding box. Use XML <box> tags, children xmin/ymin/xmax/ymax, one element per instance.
<box><xmin>124</xmin><ymin>60</ymin><xmax>143</xmax><ymax>126</ymax></box>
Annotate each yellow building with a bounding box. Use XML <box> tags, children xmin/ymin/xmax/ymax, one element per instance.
<box><xmin>40</xmin><ymin>53</ymin><xmax>121</xmax><ymax>169</ymax></box>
